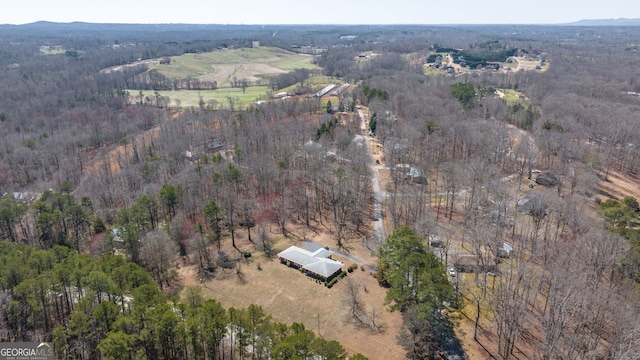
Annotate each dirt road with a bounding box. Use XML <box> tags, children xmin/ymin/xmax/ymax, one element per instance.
<box><xmin>358</xmin><ymin>108</ymin><xmax>388</xmax><ymax>245</ymax></box>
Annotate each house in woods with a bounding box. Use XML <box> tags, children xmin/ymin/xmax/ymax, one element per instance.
<box><xmin>535</xmin><ymin>171</ymin><xmax>559</xmax><ymax>187</ymax></box>
<box><xmin>497</xmin><ymin>242</ymin><xmax>514</xmax><ymax>258</ymax></box>
<box><xmin>394</xmin><ymin>163</ymin><xmax>411</xmax><ymax>174</ymax></box>
<box><xmin>3</xmin><ymin>191</ymin><xmax>37</xmax><ymax>204</ymax></box>
<box><xmin>184</xmin><ymin>150</ymin><xmax>202</xmax><ymax>161</ymax></box>
<box><xmin>278</xmin><ymin>245</ymin><xmax>343</xmax><ymax>281</ymax></box>
<box><xmin>454</xmin><ymin>255</ymin><xmax>498</xmax><ymax>273</ymax></box>
<box><xmin>517</xmin><ymin>193</ymin><xmax>547</xmax><ymax>217</ymax></box>
<box><xmin>206</xmin><ymin>140</ymin><xmax>225</xmax><ymax>152</ymax></box>
<box><xmin>428</xmin><ymin>234</ymin><xmax>443</xmax><ymax>248</ymax></box>
<box><xmin>304</xmin><ymin>140</ymin><xmax>323</xmax><ymax>153</ymax></box>
<box><xmin>111</xmin><ymin>228</ymin><xmax>125</xmax><ymax>246</ymax></box>
<box><xmin>393</xmin><ymin>164</ymin><xmax>426</xmax><ymax>184</ymax></box>
<box><xmin>408</xmin><ymin>167</ymin><xmax>426</xmax><ymax>184</ymax></box>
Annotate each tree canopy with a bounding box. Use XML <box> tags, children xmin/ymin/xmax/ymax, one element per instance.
<box><xmin>377</xmin><ymin>226</ymin><xmax>457</xmax><ymax>323</ymax></box>
<box><xmin>0</xmin><ymin>241</ymin><xmax>353</xmax><ymax>359</ymax></box>
<box><xmin>450</xmin><ymin>82</ymin><xmax>476</xmax><ymax>108</ymax></box>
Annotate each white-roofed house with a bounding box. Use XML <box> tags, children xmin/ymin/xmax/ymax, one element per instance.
<box><xmin>277</xmin><ymin>246</ymin><xmax>343</xmax><ymax>282</ymax></box>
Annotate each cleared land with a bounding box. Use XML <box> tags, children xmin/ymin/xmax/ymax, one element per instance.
<box><xmin>123</xmin><ymin>47</ymin><xmax>326</xmax><ymax>108</ymax></box>
<box><xmin>424</xmin><ymin>54</ymin><xmax>546</xmax><ymax>76</ymax></box>
<box><xmin>147</xmin><ymin>47</ymin><xmax>319</xmax><ymax>87</ymax></box>
<box><xmin>145</xmin><ymin>86</ymin><xmax>271</xmax><ymax>108</ymax></box>
<box><xmin>179</xmin><ymin>226</ymin><xmax>406</xmax><ymax>360</ymax></box>
<box><xmin>495</xmin><ymin>88</ymin><xmax>528</xmax><ymax>103</ymax></box>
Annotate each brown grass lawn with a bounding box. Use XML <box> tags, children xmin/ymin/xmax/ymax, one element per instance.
<box><xmin>179</xmin><ymin>226</ymin><xmax>406</xmax><ymax>359</ymax></box>
<box><xmin>596</xmin><ymin>169</ymin><xmax>640</xmax><ymax>202</ymax></box>
<box><xmin>198</xmin><ymin>63</ymin><xmax>288</xmax><ymax>87</ymax></box>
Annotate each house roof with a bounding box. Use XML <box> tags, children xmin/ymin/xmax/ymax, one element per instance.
<box><xmin>310</xmin><ymin>248</ymin><xmax>332</xmax><ymax>258</ymax></box>
<box><xmin>315</xmin><ymin>84</ymin><xmax>336</xmax><ymax>97</ymax></box>
<box><xmin>111</xmin><ymin>228</ymin><xmax>125</xmax><ymax>242</ymax></box>
<box><xmin>304</xmin><ymin>259</ymin><xmax>343</xmax><ymax>278</ymax></box>
<box><xmin>408</xmin><ymin>167</ymin><xmax>424</xmax><ymax>178</ymax></box>
<box><xmin>278</xmin><ymin>246</ymin><xmax>342</xmax><ymax>278</ymax></box>
<box><xmin>278</xmin><ymin>246</ymin><xmax>319</xmax><ymax>266</ymax></box>
<box><xmin>517</xmin><ymin>193</ymin><xmax>544</xmax><ymax>215</ymax></box>
<box><xmin>304</xmin><ymin>140</ymin><xmax>323</xmax><ymax>151</ymax></box>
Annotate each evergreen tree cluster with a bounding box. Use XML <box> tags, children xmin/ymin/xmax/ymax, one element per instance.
<box><xmin>0</xmin><ymin>241</ymin><xmax>362</xmax><ymax>360</ymax></box>
<box><xmin>376</xmin><ymin>226</ymin><xmax>458</xmax><ymax>357</ymax></box>
<box><xmin>360</xmin><ymin>84</ymin><xmax>389</xmax><ymax>102</ymax></box>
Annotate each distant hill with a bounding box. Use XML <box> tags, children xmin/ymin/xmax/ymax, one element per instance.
<box><xmin>0</xmin><ymin>21</ymin><xmax>289</xmax><ymax>42</ymax></box>
<box><xmin>10</xmin><ymin>21</ymin><xmax>258</xmax><ymax>32</ymax></box>
<box><xmin>566</xmin><ymin>18</ymin><xmax>640</xmax><ymax>26</ymax></box>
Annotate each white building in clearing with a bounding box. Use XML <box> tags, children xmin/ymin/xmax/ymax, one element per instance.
<box><xmin>314</xmin><ymin>84</ymin><xmax>336</xmax><ymax>98</ymax></box>
<box><xmin>277</xmin><ymin>246</ymin><xmax>343</xmax><ymax>281</ymax></box>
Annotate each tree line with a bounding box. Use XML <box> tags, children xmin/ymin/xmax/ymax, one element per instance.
<box><xmin>0</xmin><ymin>241</ymin><xmax>365</xmax><ymax>359</ymax></box>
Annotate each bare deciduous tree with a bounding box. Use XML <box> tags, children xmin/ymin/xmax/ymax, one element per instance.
<box><xmin>141</xmin><ymin>228</ymin><xmax>178</xmax><ymax>289</ymax></box>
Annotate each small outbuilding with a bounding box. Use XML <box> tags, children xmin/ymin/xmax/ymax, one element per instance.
<box><xmin>408</xmin><ymin>167</ymin><xmax>426</xmax><ymax>184</ymax></box>
<box><xmin>206</xmin><ymin>141</ymin><xmax>225</xmax><ymax>152</ymax></box>
<box><xmin>497</xmin><ymin>242</ymin><xmax>514</xmax><ymax>258</ymax></box>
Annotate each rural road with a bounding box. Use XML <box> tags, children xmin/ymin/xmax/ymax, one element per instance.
<box><xmin>358</xmin><ymin>108</ymin><xmax>388</xmax><ymax>245</ymax></box>
<box><xmin>356</xmin><ymin>109</ymin><xmax>515</xmax><ymax>360</ymax></box>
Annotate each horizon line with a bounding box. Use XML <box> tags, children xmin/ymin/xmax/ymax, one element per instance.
<box><xmin>2</xmin><ymin>19</ymin><xmax>638</xmax><ymax>27</ymax></box>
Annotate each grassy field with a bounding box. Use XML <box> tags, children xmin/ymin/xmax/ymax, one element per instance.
<box><xmin>147</xmin><ymin>47</ymin><xmax>319</xmax><ymax>86</ymax></box>
<box><xmin>498</xmin><ymin>88</ymin><xmax>528</xmax><ymax>104</ymax></box>
<box><xmin>306</xmin><ymin>75</ymin><xmax>339</xmax><ymax>85</ymax></box>
<box><xmin>125</xmin><ymin>47</ymin><xmax>328</xmax><ymax>109</ymax></box>
<box><xmin>136</xmin><ymin>86</ymin><xmax>271</xmax><ymax>108</ymax></box>
<box><xmin>40</xmin><ymin>49</ymin><xmax>66</xmax><ymax>55</ymax></box>
<box><xmin>132</xmin><ymin>76</ymin><xmax>345</xmax><ymax>110</ymax></box>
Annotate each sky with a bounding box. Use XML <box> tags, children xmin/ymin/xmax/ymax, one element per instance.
<box><xmin>2</xmin><ymin>0</ymin><xmax>640</xmax><ymax>25</ymax></box>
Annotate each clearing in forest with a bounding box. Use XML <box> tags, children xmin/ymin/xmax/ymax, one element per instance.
<box><xmin>147</xmin><ymin>46</ymin><xmax>319</xmax><ymax>86</ymax></box>
<box><xmin>128</xmin><ymin>47</ymin><xmax>326</xmax><ymax>108</ymax></box>
<box><xmin>179</xmin><ymin>224</ymin><xmax>406</xmax><ymax>360</ymax></box>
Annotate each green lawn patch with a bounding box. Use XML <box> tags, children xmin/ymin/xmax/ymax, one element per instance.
<box><xmin>146</xmin><ymin>47</ymin><xmax>319</xmax><ymax>82</ymax></box>
<box><xmin>500</xmin><ymin>89</ymin><xmax>527</xmax><ymax>104</ymax></box>
<box><xmin>41</xmin><ymin>50</ymin><xmax>66</xmax><ymax>55</ymax></box>
<box><xmin>134</xmin><ymin>86</ymin><xmax>270</xmax><ymax>109</ymax></box>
